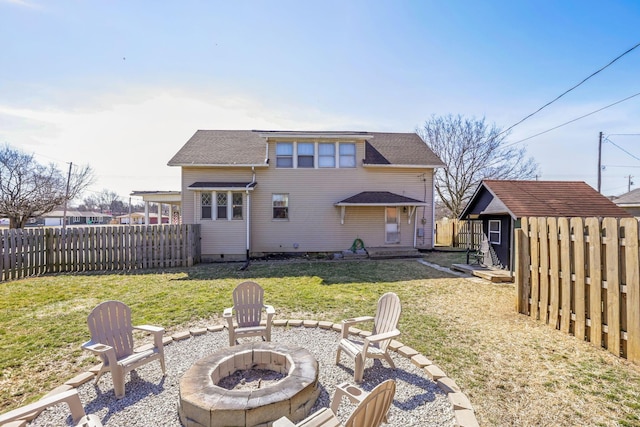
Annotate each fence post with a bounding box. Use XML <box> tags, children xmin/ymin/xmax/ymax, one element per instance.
<box><xmin>571</xmin><ymin>217</ymin><xmax>586</xmax><ymax>340</ymax></box>
<box><xmin>586</xmin><ymin>217</ymin><xmax>603</xmax><ymax>348</ymax></box>
<box><xmin>621</xmin><ymin>218</ymin><xmax>640</xmax><ymax>363</ymax></box>
<box><xmin>559</xmin><ymin>217</ymin><xmax>572</xmax><ymax>334</ymax></box>
<box><xmin>515</xmin><ymin>220</ymin><xmax>530</xmax><ymax>314</ymax></box>
<box><xmin>602</xmin><ymin>217</ymin><xmax>621</xmax><ymax>356</ymax></box>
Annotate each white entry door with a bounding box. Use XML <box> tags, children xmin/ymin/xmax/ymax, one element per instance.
<box><xmin>385</xmin><ymin>207</ymin><xmax>400</xmax><ymax>243</ymax></box>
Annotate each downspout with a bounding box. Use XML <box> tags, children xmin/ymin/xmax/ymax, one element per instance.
<box><xmin>431</xmin><ymin>175</ymin><xmax>436</xmax><ymax>249</ymax></box>
<box><xmin>413</xmin><ymin>206</ymin><xmax>417</xmax><ymax>248</ymax></box>
<box><xmin>245</xmin><ymin>167</ymin><xmax>256</xmax><ymax>261</ymax></box>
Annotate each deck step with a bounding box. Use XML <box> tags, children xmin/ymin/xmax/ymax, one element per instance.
<box><xmin>451</xmin><ymin>263</ymin><xmax>513</xmax><ymax>283</ymax></box>
<box><xmin>366</xmin><ymin>246</ymin><xmax>422</xmax><ymax>259</ymax></box>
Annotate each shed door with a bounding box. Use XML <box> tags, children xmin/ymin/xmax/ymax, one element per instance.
<box><xmin>385</xmin><ymin>207</ymin><xmax>400</xmax><ymax>243</ymax></box>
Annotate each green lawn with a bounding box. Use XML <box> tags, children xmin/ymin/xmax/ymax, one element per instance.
<box><xmin>1</xmin><ymin>254</ymin><xmax>639</xmax><ymax>426</ymax></box>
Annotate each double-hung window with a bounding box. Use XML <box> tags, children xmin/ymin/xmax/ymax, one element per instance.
<box><xmin>201</xmin><ymin>193</ymin><xmax>212</xmax><ymax>219</ymax></box>
<box><xmin>488</xmin><ymin>220</ymin><xmax>501</xmax><ymax>244</ymax></box>
<box><xmin>232</xmin><ymin>193</ymin><xmax>243</xmax><ymax>219</ymax></box>
<box><xmin>276</xmin><ymin>143</ymin><xmax>293</xmax><ymax>168</ymax></box>
<box><xmin>318</xmin><ymin>143</ymin><xmax>335</xmax><ymax>168</ymax></box>
<box><xmin>339</xmin><ymin>143</ymin><xmax>356</xmax><ymax>168</ymax></box>
<box><xmin>272</xmin><ymin>194</ymin><xmax>289</xmax><ymax>220</ymax></box>
<box><xmin>217</xmin><ymin>193</ymin><xmax>228</xmax><ymax>219</ymax></box>
<box><xmin>297</xmin><ymin>142</ymin><xmax>314</xmax><ymax>168</ymax></box>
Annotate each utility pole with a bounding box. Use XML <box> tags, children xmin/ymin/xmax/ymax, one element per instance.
<box><xmin>597</xmin><ymin>131</ymin><xmax>603</xmax><ymax>193</ymax></box>
<box><xmin>627</xmin><ymin>175</ymin><xmax>634</xmax><ymax>193</ymax></box>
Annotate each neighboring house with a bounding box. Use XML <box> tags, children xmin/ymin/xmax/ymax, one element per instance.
<box><xmin>116</xmin><ymin>212</ymin><xmax>170</xmax><ymax>224</ymax></box>
<box><xmin>35</xmin><ymin>210</ymin><xmax>113</xmax><ymax>226</ymax></box>
<box><xmin>168</xmin><ymin>130</ymin><xmax>445</xmax><ymax>261</ymax></box>
<box><xmin>612</xmin><ymin>188</ymin><xmax>640</xmax><ymax>217</ymax></box>
<box><xmin>459</xmin><ymin>180</ymin><xmax>632</xmax><ymax>271</ymax></box>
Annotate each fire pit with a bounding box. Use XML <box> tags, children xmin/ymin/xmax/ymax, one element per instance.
<box><xmin>178</xmin><ymin>342</ymin><xmax>319</xmax><ymax>427</ymax></box>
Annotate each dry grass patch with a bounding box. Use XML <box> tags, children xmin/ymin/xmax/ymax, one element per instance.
<box><xmin>405</xmin><ymin>273</ymin><xmax>640</xmax><ymax>427</ymax></box>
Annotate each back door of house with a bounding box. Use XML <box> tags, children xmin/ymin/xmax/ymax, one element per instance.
<box><xmin>385</xmin><ymin>207</ymin><xmax>400</xmax><ymax>243</ymax></box>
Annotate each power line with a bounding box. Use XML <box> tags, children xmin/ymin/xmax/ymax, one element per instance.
<box><xmin>604</xmin><ymin>137</ymin><xmax>640</xmax><ymax>162</ymax></box>
<box><xmin>504</xmin><ymin>91</ymin><xmax>640</xmax><ymax>147</ymax></box>
<box><xmin>499</xmin><ymin>41</ymin><xmax>640</xmax><ymax>136</ymax></box>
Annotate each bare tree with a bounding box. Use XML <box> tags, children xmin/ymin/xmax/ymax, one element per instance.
<box><xmin>417</xmin><ymin>115</ymin><xmax>538</xmax><ymax>218</ymax></box>
<box><xmin>0</xmin><ymin>145</ymin><xmax>94</xmax><ymax>228</ymax></box>
<box><xmin>92</xmin><ymin>189</ymin><xmax>122</xmax><ymax>213</ymax></box>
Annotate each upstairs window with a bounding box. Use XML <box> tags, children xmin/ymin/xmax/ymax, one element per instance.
<box><xmin>217</xmin><ymin>193</ymin><xmax>228</xmax><ymax>219</ymax></box>
<box><xmin>232</xmin><ymin>193</ymin><xmax>243</xmax><ymax>219</ymax></box>
<box><xmin>339</xmin><ymin>143</ymin><xmax>356</xmax><ymax>168</ymax></box>
<box><xmin>297</xmin><ymin>142</ymin><xmax>314</xmax><ymax>168</ymax></box>
<box><xmin>276</xmin><ymin>143</ymin><xmax>293</xmax><ymax>168</ymax></box>
<box><xmin>318</xmin><ymin>143</ymin><xmax>335</xmax><ymax>168</ymax></box>
<box><xmin>272</xmin><ymin>194</ymin><xmax>289</xmax><ymax>220</ymax></box>
<box><xmin>201</xmin><ymin>193</ymin><xmax>212</xmax><ymax>219</ymax></box>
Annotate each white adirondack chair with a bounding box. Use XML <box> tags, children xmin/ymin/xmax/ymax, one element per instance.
<box><xmin>273</xmin><ymin>379</ymin><xmax>396</xmax><ymax>427</ymax></box>
<box><xmin>336</xmin><ymin>292</ymin><xmax>401</xmax><ymax>383</ymax></box>
<box><xmin>0</xmin><ymin>389</ymin><xmax>102</xmax><ymax>427</ymax></box>
<box><xmin>223</xmin><ymin>281</ymin><xmax>275</xmax><ymax>346</ymax></box>
<box><xmin>82</xmin><ymin>300</ymin><xmax>166</xmax><ymax>399</ymax></box>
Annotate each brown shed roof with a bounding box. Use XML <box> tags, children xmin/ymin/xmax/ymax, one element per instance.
<box><xmin>462</xmin><ymin>180</ymin><xmax>632</xmax><ymax>219</ymax></box>
<box><xmin>168</xmin><ymin>130</ymin><xmax>444</xmax><ymax>168</ymax></box>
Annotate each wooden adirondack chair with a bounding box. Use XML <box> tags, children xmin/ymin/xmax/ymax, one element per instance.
<box><xmin>82</xmin><ymin>300</ymin><xmax>166</xmax><ymax>399</ymax></box>
<box><xmin>273</xmin><ymin>379</ymin><xmax>396</xmax><ymax>427</ymax></box>
<box><xmin>0</xmin><ymin>389</ymin><xmax>103</xmax><ymax>427</ymax></box>
<box><xmin>223</xmin><ymin>281</ymin><xmax>275</xmax><ymax>346</ymax></box>
<box><xmin>336</xmin><ymin>292</ymin><xmax>401</xmax><ymax>383</ymax></box>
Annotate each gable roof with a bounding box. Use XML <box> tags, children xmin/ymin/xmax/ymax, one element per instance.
<box><xmin>168</xmin><ymin>130</ymin><xmax>268</xmax><ymax>166</ymax></box>
<box><xmin>168</xmin><ymin>130</ymin><xmax>444</xmax><ymax>168</ymax></box>
<box><xmin>460</xmin><ymin>180</ymin><xmax>632</xmax><ymax>219</ymax></box>
<box><xmin>613</xmin><ymin>188</ymin><xmax>640</xmax><ymax>206</ymax></box>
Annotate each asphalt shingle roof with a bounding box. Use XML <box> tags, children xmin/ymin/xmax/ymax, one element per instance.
<box><xmin>613</xmin><ymin>188</ymin><xmax>640</xmax><ymax>205</ymax></box>
<box><xmin>336</xmin><ymin>191</ymin><xmax>426</xmax><ymax>205</ymax></box>
<box><xmin>478</xmin><ymin>180</ymin><xmax>632</xmax><ymax>218</ymax></box>
<box><xmin>168</xmin><ymin>130</ymin><xmax>444</xmax><ymax>167</ymax></box>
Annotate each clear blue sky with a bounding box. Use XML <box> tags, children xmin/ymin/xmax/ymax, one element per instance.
<box><xmin>1</xmin><ymin>0</ymin><xmax>640</xmax><ymax>201</ymax></box>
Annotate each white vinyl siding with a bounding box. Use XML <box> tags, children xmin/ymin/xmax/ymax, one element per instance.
<box><xmin>179</xmin><ymin>142</ymin><xmax>437</xmax><ymax>256</ymax></box>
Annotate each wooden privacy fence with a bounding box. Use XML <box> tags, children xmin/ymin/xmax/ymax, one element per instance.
<box><xmin>1</xmin><ymin>224</ymin><xmax>201</xmax><ymax>281</ymax></box>
<box><xmin>515</xmin><ymin>216</ymin><xmax>640</xmax><ymax>364</ymax></box>
<box><xmin>435</xmin><ymin>219</ymin><xmax>483</xmax><ymax>249</ymax></box>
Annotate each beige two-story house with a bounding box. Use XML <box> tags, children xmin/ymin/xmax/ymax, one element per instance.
<box><xmin>168</xmin><ymin>130</ymin><xmax>444</xmax><ymax>261</ymax></box>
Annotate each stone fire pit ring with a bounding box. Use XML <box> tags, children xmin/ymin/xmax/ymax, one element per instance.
<box><xmin>179</xmin><ymin>342</ymin><xmax>319</xmax><ymax>427</ymax></box>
